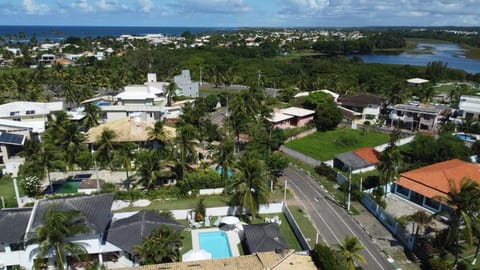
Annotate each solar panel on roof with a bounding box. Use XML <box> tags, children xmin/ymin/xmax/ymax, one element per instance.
<box><xmin>0</xmin><ymin>132</ymin><xmax>25</xmax><ymax>146</ymax></box>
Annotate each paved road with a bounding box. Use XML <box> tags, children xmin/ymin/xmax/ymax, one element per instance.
<box><xmin>284</xmin><ymin>166</ymin><xmax>393</xmax><ymax>270</ymax></box>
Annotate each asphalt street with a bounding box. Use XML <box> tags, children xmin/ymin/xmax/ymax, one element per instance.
<box><xmin>284</xmin><ymin>165</ymin><xmax>394</xmax><ymax>270</ymax></box>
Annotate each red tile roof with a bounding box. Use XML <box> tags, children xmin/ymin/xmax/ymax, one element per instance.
<box><xmin>396</xmin><ymin>159</ymin><xmax>480</xmax><ymax>199</ymax></box>
<box><xmin>353</xmin><ymin>147</ymin><xmax>379</xmax><ymax>164</ymax></box>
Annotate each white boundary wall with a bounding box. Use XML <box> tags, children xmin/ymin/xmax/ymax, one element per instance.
<box><xmin>169</xmin><ymin>202</ymin><xmax>284</xmax><ymax>220</ymax></box>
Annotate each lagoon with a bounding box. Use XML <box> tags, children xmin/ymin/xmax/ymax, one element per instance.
<box><xmin>354</xmin><ymin>43</ymin><xmax>480</xmax><ymax>74</ymax></box>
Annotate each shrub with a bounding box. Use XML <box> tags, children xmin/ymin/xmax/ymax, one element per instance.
<box><xmin>21</xmin><ymin>176</ymin><xmax>40</xmax><ymax>197</ymax></box>
<box><xmin>314</xmin><ymin>164</ymin><xmax>337</xmax><ymax>182</ymax></box>
<box><xmin>195</xmin><ymin>198</ymin><xmax>206</xmax><ymax>222</ymax></box>
<box><xmin>177</xmin><ymin>169</ymin><xmax>222</xmax><ymax>195</ymax></box>
<box><xmin>334</xmin><ymin>133</ymin><xmax>360</xmax><ymax>147</ymax></box>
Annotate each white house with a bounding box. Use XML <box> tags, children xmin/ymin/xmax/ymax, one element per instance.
<box><xmin>0</xmin><ymin>194</ymin><xmax>185</xmax><ymax>269</ymax></box>
<box><xmin>458</xmin><ymin>95</ymin><xmax>480</xmax><ymax>120</ymax></box>
<box><xmin>98</xmin><ymin>73</ymin><xmax>167</xmax><ymax>122</ymax></box>
<box><xmin>0</xmin><ymin>101</ymin><xmax>63</xmax><ymax>133</ymax></box>
<box><xmin>173</xmin><ymin>70</ymin><xmax>199</xmax><ymax>97</ymax></box>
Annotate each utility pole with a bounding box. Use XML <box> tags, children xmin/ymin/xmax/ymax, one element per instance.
<box><xmin>347</xmin><ymin>167</ymin><xmax>352</xmax><ymax>213</ymax></box>
<box><xmin>199</xmin><ymin>66</ymin><xmax>202</xmax><ymax>86</ymax></box>
<box><xmin>283</xmin><ymin>179</ymin><xmax>288</xmax><ymax>204</ymax></box>
<box><xmin>91</xmin><ymin>145</ymin><xmax>101</xmax><ymax>192</ymax></box>
<box><xmin>257</xmin><ymin>69</ymin><xmax>262</xmax><ymax>87</ymax></box>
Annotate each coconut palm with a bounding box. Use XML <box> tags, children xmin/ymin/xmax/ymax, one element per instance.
<box><xmin>173</xmin><ymin>124</ymin><xmax>199</xmax><ymax>180</ymax></box>
<box><xmin>135</xmin><ymin>148</ymin><xmax>165</xmax><ymax>190</ymax></box>
<box><xmin>133</xmin><ymin>225</ymin><xmax>183</xmax><ymax>264</ymax></box>
<box><xmin>212</xmin><ymin>135</ymin><xmax>235</xmax><ymax>185</ymax></box>
<box><xmin>166</xmin><ymin>81</ymin><xmax>178</xmax><ymax>106</ymax></box>
<box><xmin>112</xmin><ymin>142</ymin><xmax>137</xmax><ymax>185</ymax></box>
<box><xmin>230</xmin><ymin>151</ymin><xmax>269</xmax><ymax>218</ymax></box>
<box><xmin>82</xmin><ymin>103</ymin><xmax>103</xmax><ymax>131</ymax></box>
<box><xmin>35</xmin><ymin>206</ymin><xmax>89</xmax><ymax>270</ymax></box>
<box><xmin>407</xmin><ymin>210</ymin><xmax>433</xmax><ymax>246</ymax></box>
<box><xmin>338</xmin><ymin>236</ymin><xmax>367</xmax><ymax>270</ymax></box>
<box><xmin>94</xmin><ymin>128</ymin><xmax>117</xmax><ymax>169</ymax></box>
<box><xmin>377</xmin><ymin>130</ymin><xmax>402</xmax><ymax>198</ymax></box>
<box><xmin>147</xmin><ymin>120</ymin><xmax>167</xmax><ymax>150</ymax></box>
<box><xmin>434</xmin><ymin>178</ymin><xmax>480</xmax><ymax>267</ymax></box>
<box><xmin>57</xmin><ymin>121</ymin><xmax>86</xmax><ymax>170</ymax></box>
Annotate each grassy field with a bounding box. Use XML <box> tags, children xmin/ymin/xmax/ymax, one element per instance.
<box><xmin>116</xmin><ymin>188</ymin><xmax>291</xmax><ymax>212</ymax></box>
<box><xmin>285</xmin><ymin>128</ymin><xmax>390</xmax><ymax>161</ymax></box>
<box><xmin>288</xmin><ymin>205</ymin><xmax>318</xmax><ymax>248</ymax></box>
<box><xmin>0</xmin><ymin>176</ymin><xmax>20</xmax><ymax>208</ymax></box>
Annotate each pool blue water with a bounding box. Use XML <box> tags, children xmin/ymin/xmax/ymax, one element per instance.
<box><xmin>216</xmin><ymin>166</ymin><xmax>233</xmax><ymax>178</ymax></box>
<box><xmin>199</xmin><ymin>231</ymin><xmax>232</xmax><ymax>259</ymax></box>
<box><xmin>456</xmin><ymin>134</ymin><xmax>476</xmax><ymax>141</ymax></box>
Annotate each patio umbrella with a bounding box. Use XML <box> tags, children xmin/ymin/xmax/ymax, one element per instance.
<box><xmin>220</xmin><ymin>216</ymin><xmax>240</xmax><ymax>225</ymax></box>
<box><xmin>182</xmin><ymin>249</ymin><xmax>212</xmax><ymax>262</ymax></box>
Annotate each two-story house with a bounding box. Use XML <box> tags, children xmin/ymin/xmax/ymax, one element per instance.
<box><xmin>0</xmin><ymin>101</ymin><xmax>63</xmax><ymax>133</ymax></box>
<box><xmin>173</xmin><ymin>70</ymin><xmax>199</xmax><ymax>98</ymax></box>
<box><xmin>98</xmin><ymin>73</ymin><xmax>167</xmax><ymax>122</ymax></box>
<box><xmin>338</xmin><ymin>94</ymin><xmax>383</xmax><ymax>124</ymax></box>
<box><xmin>389</xmin><ymin>103</ymin><xmax>449</xmax><ymax>131</ymax></box>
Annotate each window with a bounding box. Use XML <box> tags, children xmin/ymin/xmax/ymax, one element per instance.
<box><xmin>424</xmin><ymin>197</ymin><xmax>441</xmax><ymax>211</ymax></box>
<box><xmin>9</xmin><ymin>111</ymin><xmax>19</xmax><ymax>116</ymax></box>
<box><xmin>395</xmin><ymin>185</ymin><xmax>410</xmax><ymax>197</ymax></box>
<box><xmin>26</xmin><ymin>110</ymin><xmax>35</xmax><ymax>115</ymax></box>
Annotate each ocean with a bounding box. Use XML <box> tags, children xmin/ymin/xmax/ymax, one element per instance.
<box><xmin>0</xmin><ymin>25</ymin><xmax>236</xmax><ymax>42</ymax></box>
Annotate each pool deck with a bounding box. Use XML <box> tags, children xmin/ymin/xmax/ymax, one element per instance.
<box><xmin>191</xmin><ymin>228</ymin><xmax>241</xmax><ymax>257</ymax></box>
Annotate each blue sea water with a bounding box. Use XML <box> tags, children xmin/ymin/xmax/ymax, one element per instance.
<box><xmin>0</xmin><ymin>25</ymin><xmax>236</xmax><ymax>42</ymax></box>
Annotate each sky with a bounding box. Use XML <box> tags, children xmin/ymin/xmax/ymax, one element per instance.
<box><xmin>0</xmin><ymin>0</ymin><xmax>478</xmax><ymax>27</ymax></box>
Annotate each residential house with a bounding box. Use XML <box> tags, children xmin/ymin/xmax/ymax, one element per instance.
<box><xmin>0</xmin><ymin>194</ymin><xmax>186</xmax><ymax>269</ymax></box>
<box><xmin>243</xmin><ymin>223</ymin><xmax>288</xmax><ymax>254</ymax></box>
<box><xmin>338</xmin><ymin>94</ymin><xmax>383</xmax><ymax>124</ymax></box>
<box><xmin>97</xmin><ymin>73</ymin><xmax>167</xmax><ymax>122</ymax></box>
<box><xmin>334</xmin><ymin>147</ymin><xmax>380</xmax><ymax>174</ymax></box>
<box><xmin>173</xmin><ymin>70</ymin><xmax>199</xmax><ymax>97</ymax></box>
<box><xmin>457</xmin><ymin>95</ymin><xmax>480</xmax><ymax>120</ymax></box>
<box><xmin>388</xmin><ymin>103</ymin><xmax>449</xmax><ymax>132</ymax></box>
<box><xmin>38</xmin><ymin>54</ymin><xmax>55</xmax><ymax>66</ymax></box>
<box><xmin>407</xmin><ymin>78</ymin><xmax>429</xmax><ymax>87</ymax></box>
<box><xmin>266</xmin><ymin>107</ymin><xmax>315</xmax><ymax>129</ymax></box>
<box><xmin>394</xmin><ymin>159</ymin><xmax>480</xmax><ymax>213</ymax></box>
<box><xmin>0</xmin><ymin>101</ymin><xmax>63</xmax><ymax>133</ymax></box>
<box><xmin>0</xmin><ymin>131</ymin><xmax>26</xmax><ymax>176</ymax></box>
<box><xmin>114</xmin><ymin>249</ymin><xmax>316</xmax><ymax>270</ymax></box>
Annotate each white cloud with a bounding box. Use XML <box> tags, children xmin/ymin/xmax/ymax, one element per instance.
<box><xmin>22</xmin><ymin>0</ymin><xmax>50</xmax><ymax>15</ymax></box>
<box><xmin>96</xmin><ymin>0</ymin><xmax>130</xmax><ymax>12</ymax></box>
<box><xmin>72</xmin><ymin>0</ymin><xmax>93</xmax><ymax>12</ymax></box>
<box><xmin>137</xmin><ymin>0</ymin><xmax>153</xmax><ymax>13</ymax></box>
<box><xmin>171</xmin><ymin>0</ymin><xmax>250</xmax><ymax>14</ymax></box>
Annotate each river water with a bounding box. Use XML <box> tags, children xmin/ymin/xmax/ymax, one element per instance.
<box><xmin>355</xmin><ymin>43</ymin><xmax>480</xmax><ymax>74</ymax></box>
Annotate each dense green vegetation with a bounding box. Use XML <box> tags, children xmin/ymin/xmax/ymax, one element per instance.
<box><xmin>285</xmin><ymin>129</ymin><xmax>390</xmax><ymax>161</ymax></box>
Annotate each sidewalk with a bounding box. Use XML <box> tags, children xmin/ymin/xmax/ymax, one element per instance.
<box><xmin>351</xmin><ymin>201</ymin><xmax>421</xmax><ymax>270</ymax></box>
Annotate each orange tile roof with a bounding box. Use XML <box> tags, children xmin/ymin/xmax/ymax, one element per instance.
<box><xmin>353</xmin><ymin>147</ymin><xmax>379</xmax><ymax>164</ymax></box>
<box><xmin>396</xmin><ymin>159</ymin><xmax>480</xmax><ymax>199</ymax></box>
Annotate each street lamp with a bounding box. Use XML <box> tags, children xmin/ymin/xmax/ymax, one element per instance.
<box><xmin>283</xmin><ymin>179</ymin><xmax>288</xmax><ymax>205</ymax></box>
<box><xmin>91</xmin><ymin>145</ymin><xmax>101</xmax><ymax>192</ymax></box>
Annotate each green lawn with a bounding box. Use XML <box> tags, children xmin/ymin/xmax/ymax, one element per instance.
<box><xmin>0</xmin><ymin>175</ymin><xmax>20</xmax><ymax>208</ymax></box>
<box><xmin>252</xmin><ymin>214</ymin><xmax>302</xmax><ymax>251</ymax></box>
<box><xmin>116</xmin><ymin>188</ymin><xmax>290</xmax><ymax>212</ymax></box>
<box><xmin>285</xmin><ymin>128</ymin><xmax>390</xmax><ymax>161</ymax></box>
<box><xmin>288</xmin><ymin>205</ymin><xmax>318</xmax><ymax>248</ymax></box>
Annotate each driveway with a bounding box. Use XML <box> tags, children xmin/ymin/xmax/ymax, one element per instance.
<box><xmin>284</xmin><ymin>165</ymin><xmax>395</xmax><ymax>270</ymax></box>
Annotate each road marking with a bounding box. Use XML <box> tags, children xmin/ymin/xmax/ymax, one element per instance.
<box><xmin>286</xmin><ymin>168</ymin><xmax>387</xmax><ymax>269</ymax></box>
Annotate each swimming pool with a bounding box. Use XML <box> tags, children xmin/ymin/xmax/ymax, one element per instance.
<box><xmin>455</xmin><ymin>133</ymin><xmax>477</xmax><ymax>141</ymax></box>
<box><xmin>199</xmin><ymin>231</ymin><xmax>232</xmax><ymax>259</ymax></box>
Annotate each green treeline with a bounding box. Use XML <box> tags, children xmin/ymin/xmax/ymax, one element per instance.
<box><xmin>312</xmin><ymin>33</ymin><xmax>406</xmax><ymax>54</ymax></box>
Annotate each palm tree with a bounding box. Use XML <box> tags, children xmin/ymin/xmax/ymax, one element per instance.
<box><xmin>173</xmin><ymin>124</ymin><xmax>199</xmax><ymax>180</ymax></box>
<box><xmin>377</xmin><ymin>130</ymin><xmax>402</xmax><ymax>198</ymax></box>
<box><xmin>434</xmin><ymin>178</ymin><xmax>480</xmax><ymax>267</ymax></box>
<box><xmin>407</xmin><ymin>210</ymin><xmax>433</xmax><ymax>245</ymax></box>
<box><xmin>166</xmin><ymin>81</ymin><xmax>178</xmax><ymax>106</ymax></box>
<box><xmin>212</xmin><ymin>135</ymin><xmax>235</xmax><ymax>185</ymax></box>
<box><xmin>133</xmin><ymin>225</ymin><xmax>183</xmax><ymax>265</ymax></box>
<box><xmin>230</xmin><ymin>151</ymin><xmax>269</xmax><ymax>218</ymax></box>
<box><xmin>147</xmin><ymin>120</ymin><xmax>167</xmax><ymax>149</ymax></box>
<box><xmin>338</xmin><ymin>236</ymin><xmax>367</xmax><ymax>270</ymax></box>
<box><xmin>112</xmin><ymin>142</ymin><xmax>137</xmax><ymax>185</ymax></box>
<box><xmin>57</xmin><ymin>121</ymin><xmax>86</xmax><ymax>170</ymax></box>
<box><xmin>135</xmin><ymin>149</ymin><xmax>165</xmax><ymax>190</ymax></box>
<box><xmin>227</xmin><ymin>95</ymin><xmax>248</xmax><ymax>154</ymax></box>
<box><xmin>95</xmin><ymin>128</ymin><xmax>117</xmax><ymax>169</ymax></box>
<box><xmin>82</xmin><ymin>103</ymin><xmax>102</xmax><ymax>131</ymax></box>
<box><xmin>35</xmin><ymin>206</ymin><xmax>89</xmax><ymax>270</ymax></box>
